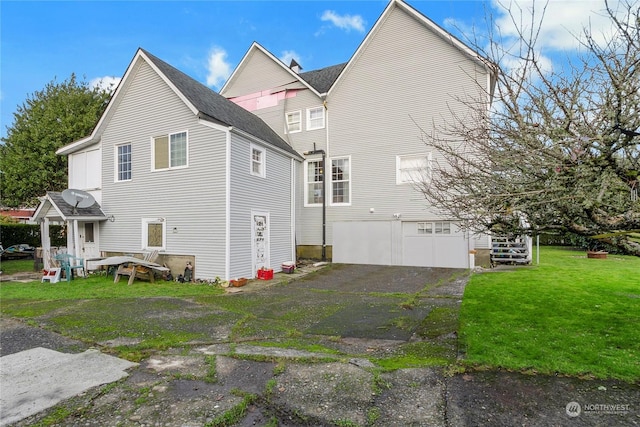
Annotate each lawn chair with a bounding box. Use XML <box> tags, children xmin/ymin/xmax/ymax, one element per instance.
<box><xmin>54</xmin><ymin>253</ymin><xmax>86</xmax><ymax>281</ymax></box>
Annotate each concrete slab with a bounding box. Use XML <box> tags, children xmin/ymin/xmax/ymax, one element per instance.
<box><xmin>0</xmin><ymin>347</ymin><xmax>137</xmax><ymax>426</ymax></box>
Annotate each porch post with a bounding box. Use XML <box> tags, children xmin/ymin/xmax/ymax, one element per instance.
<box><xmin>73</xmin><ymin>220</ymin><xmax>81</xmax><ymax>259</ymax></box>
<box><xmin>41</xmin><ymin>218</ymin><xmax>51</xmax><ymax>269</ymax></box>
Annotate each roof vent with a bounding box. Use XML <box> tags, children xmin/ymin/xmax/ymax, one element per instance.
<box><xmin>289</xmin><ymin>59</ymin><xmax>302</xmax><ymax>74</ymax></box>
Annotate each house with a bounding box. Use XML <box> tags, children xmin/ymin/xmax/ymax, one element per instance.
<box><xmin>37</xmin><ymin>48</ymin><xmax>302</xmax><ymax>280</ymax></box>
<box><xmin>0</xmin><ymin>208</ymin><xmax>35</xmax><ymax>224</ymax></box>
<box><xmin>40</xmin><ymin>0</ymin><xmax>495</xmax><ymax>280</ymax></box>
<box><xmin>220</xmin><ymin>0</ymin><xmax>495</xmax><ymax>268</ymax></box>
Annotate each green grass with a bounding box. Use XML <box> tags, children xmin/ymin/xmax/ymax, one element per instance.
<box><xmin>460</xmin><ymin>247</ymin><xmax>640</xmax><ymax>382</ymax></box>
<box><xmin>1</xmin><ymin>259</ymin><xmax>37</xmax><ymax>275</ymax></box>
<box><xmin>0</xmin><ymin>273</ymin><xmax>224</xmax><ymax>300</ymax></box>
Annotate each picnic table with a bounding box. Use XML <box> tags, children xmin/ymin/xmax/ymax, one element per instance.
<box><xmin>94</xmin><ymin>256</ymin><xmax>169</xmax><ymax>285</ymax></box>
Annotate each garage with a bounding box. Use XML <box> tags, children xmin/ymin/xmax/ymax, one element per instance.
<box><xmin>332</xmin><ymin>220</ymin><xmax>471</xmax><ymax>268</ymax></box>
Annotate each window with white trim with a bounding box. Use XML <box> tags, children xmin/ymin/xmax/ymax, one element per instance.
<box><xmin>142</xmin><ymin>218</ymin><xmax>166</xmax><ymax>250</ymax></box>
<box><xmin>250</xmin><ymin>144</ymin><xmax>266</xmax><ymax>177</ymax></box>
<box><xmin>435</xmin><ymin>221</ymin><xmax>452</xmax><ymax>234</ymax></box>
<box><xmin>116</xmin><ymin>143</ymin><xmax>132</xmax><ymax>182</ymax></box>
<box><xmin>285</xmin><ymin>111</ymin><xmax>301</xmax><ymax>133</ymax></box>
<box><xmin>153</xmin><ymin>131</ymin><xmax>188</xmax><ymax>170</ymax></box>
<box><xmin>396</xmin><ymin>153</ymin><xmax>432</xmax><ymax>184</ymax></box>
<box><xmin>304</xmin><ymin>160</ymin><xmax>324</xmax><ymax>205</ymax></box>
<box><xmin>306</xmin><ymin>106</ymin><xmax>325</xmax><ymax>130</ymax></box>
<box><xmin>331</xmin><ymin>157</ymin><xmax>350</xmax><ymax>205</ymax></box>
<box><xmin>417</xmin><ymin>222</ymin><xmax>433</xmax><ymax>234</ymax></box>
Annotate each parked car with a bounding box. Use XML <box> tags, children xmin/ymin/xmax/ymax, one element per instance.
<box><xmin>1</xmin><ymin>244</ymin><xmax>35</xmax><ymax>260</ymax></box>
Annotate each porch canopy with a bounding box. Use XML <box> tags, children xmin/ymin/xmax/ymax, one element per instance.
<box><xmin>32</xmin><ymin>191</ymin><xmax>107</xmax><ymax>268</ymax></box>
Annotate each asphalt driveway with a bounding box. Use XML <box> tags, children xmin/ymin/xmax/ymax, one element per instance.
<box><xmin>1</xmin><ymin>263</ymin><xmax>638</xmax><ymax>426</ymax></box>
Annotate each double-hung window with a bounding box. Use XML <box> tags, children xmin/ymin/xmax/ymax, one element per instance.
<box><xmin>285</xmin><ymin>111</ymin><xmax>301</xmax><ymax>133</ymax></box>
<box><xmin>396</xmin><ymin>153</ymin><xmax>432</xmax><ymax>184</ymax></box>
<box><xmin>305</xmin><ymin>160</ymin><xmax>324</xmax><ymax>205</ymax></box>
<box><xmin>306</xmin><ymin>106</ymin><xmax>325</xmax><ymax>130</ymax></box>
<box><xmin>304</xmin><ymin>156</ymin><xmax>351</xmax><ymax>206</ymax></box>
<box><xmin>142</xmin><ymin>218</ymin><xmax>166</xmax><ymax>250</ymax></box>
<box><xmin>116</xmin><ymin>143</ymin><xmax>132</xmax><ymax>182</ymax></box>
<box><xmin>250</xmin><ymin>144</ymin><xmax>266</xmax><ymax>177</ymax></box>
<box><xmin>331</xmin><ymin>157</ymin><xmax>350</xmax><ymax>205</ymax></box>
<box><xmin>153</xmin><ymin>131</ymin><xmax>188</xmax><ymax>170</ymax></box>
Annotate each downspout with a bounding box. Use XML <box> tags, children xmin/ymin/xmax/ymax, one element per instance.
<box><xmin>290</xmin><ymin>158</ymin><xmax>296</xmax><ymax>262</ymax></box>
<box><xmin>225</xmin><ymin>130</ymin><xmax>231</xmax><ymax>281</ymax></box>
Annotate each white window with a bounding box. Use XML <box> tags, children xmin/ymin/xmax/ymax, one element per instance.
<box><xmin>304</xmin><ymin>160</ymin><xmax>324</xmax><ymax>206</ymax></box>
<box><xmin>331</xmin><ymin>157</ymin><xmax>350</xmax><ymax>205</ymax></box>
<box><xmin>142</xmin><ymin>218</ymin><xmax>166</xmax><ymax>250</ymax></box>
<box><xmin>396</xmin><ymin>153</ymin><xmax>432</xmax><ymax>184</ymax></box>
<box><xmin>153</xmin><ymin>131</ymin><xmax>188</xmax><ymax>170</ymax></box>
<box><xmin>417</xmin><ymin>222</ymin><xmax>433</xmax><ymax>234</ymax></box>
<box><xmin>435</xmin><ymin>221</ymin><xmax>451</xmax><ymax>234</ymax></box>
<box><xmin>116</xmin><ymin>143</ymin><xmax>132</xmax><ymax>182</ymax></box>
<box><xmin>285</xmin><ymin>111</ymin><xmax>301</xmax><ymax>133</ymax></box>
<box><xmin>306</xmin><ymin>106</ymin><xmax>325</xmax><ymax>130</ymax></box>
<box><xmin>250</xmin><ymin>144</ymin><xmax>266</xmax><ymax>177</ymax></box>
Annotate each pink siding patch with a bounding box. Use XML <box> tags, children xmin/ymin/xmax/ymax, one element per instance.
<box><xmin>229</xmin><ymin>89</ymin><xmax>298</xmax><ymax>112</ymax></box>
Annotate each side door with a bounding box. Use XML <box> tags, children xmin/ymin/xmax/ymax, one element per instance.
<box><xmin>81</xmin><ymin>222</ymin><xmax>100</xmax><ymax>260</ymax></box>
<box><xmin>251</xmin><ymin>211</ymin><xmax>270</xmax><ymax>276</ymax></box>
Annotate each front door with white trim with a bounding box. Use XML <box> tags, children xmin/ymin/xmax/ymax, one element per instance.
<box><xmin>251</xmin><ymin>211</ymin><xmax>270</xmax><ymax>275</ymax></box>
<box><xmin>81</xmin><ymin>222</ymin><xmax>99</xmax><ymax>260</ymax></box>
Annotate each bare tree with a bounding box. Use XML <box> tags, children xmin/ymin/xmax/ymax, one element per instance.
<box><xmin>415</xmin><ymin>0</ymin><xmax>640</xmax><ymax>255</ymax></box>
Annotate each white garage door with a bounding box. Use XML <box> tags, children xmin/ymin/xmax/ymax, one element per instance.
<box><xmin>333</xmin><ymin>221</ymin><xmax>469</xmax><ymax>268</ymax></box>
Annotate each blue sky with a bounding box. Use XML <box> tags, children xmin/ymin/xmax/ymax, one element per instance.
<box><xmin>0</xmin><ymin>0</ymin><xmax>620</xmax><ymax>140</ymax></box>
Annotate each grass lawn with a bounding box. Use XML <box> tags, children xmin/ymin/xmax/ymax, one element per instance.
<box><xmin>460</xmin><ymin>246</ymin><xmax>640</xmax><ymax>382</ymax></box>
<box><xmin>0</xmin><ymin>259</ymin><xmax>37</xmax><ymax>275</ymax></box>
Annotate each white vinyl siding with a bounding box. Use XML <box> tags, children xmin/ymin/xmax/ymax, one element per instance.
<box><xmin>100</xmin><ymin>59</ymin><xmax>227</xmax><ymax>279</ymax></box>
<box><xmin>229</xmin><ymin>136</ymin><xmax>297</xmax><ymax>278</ymax></box>
<box><xmin>306</xmin><ymin>106</ymin><xmax>325</xmax><ymax>130</ymax></box>
<box><xmin>285</xmin><ymin>111</ymin><xmax>301</xmax><ymax>133</ymax></box>
<box><xmin>250</xmin><ymin>144</ymin><xmax>266</xmax><ymax>177</ymax></box>
<box><xmin>153</xmin><ymin>131</ymin><xmax>188</xmax><ymax>170</ymax></box>
<box><xmin>116</xmin><ymin>143</ymin><xmax>132</xmax><ymax>182</ymax></box>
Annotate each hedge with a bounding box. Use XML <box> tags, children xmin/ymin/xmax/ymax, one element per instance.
<box><xmin>0</xmin><ymin>223</ymin><xmax>66</xmax><ymax>248</ymax></box>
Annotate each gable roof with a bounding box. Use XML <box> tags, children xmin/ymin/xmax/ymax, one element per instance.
<box><xmin>32</xmin><ymin>192</ymin><xmax>107</xmax><ymax>222</ymax></box>
<box><xmin>328</xmin><ymin>0</ymin><xmax>496</xmax><ymax>97</ymax></box>
<box><xmin>221</xmin><ymin>0</ymin><xmax>495</xmax><ymax>102</ymax></box>
<box><xmin>57</xmin><ymin>49</ymin><xmax>301</xmax><ymax>159</ymax></box>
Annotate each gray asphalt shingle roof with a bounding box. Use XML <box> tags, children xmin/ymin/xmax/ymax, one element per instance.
<box><xmin>298</xmin><ymin>63</ymin><xmax>347</xmax><ymax>94</ymax></box>
<box><xmin>47</xmin><ymin>192</ymin><xmax>106</xmax><ymax>218</ymax></box>
<box><xmin>141</xmin><ymin>49</ymin><xmax>301</xmax><ymax>158</ymax></box>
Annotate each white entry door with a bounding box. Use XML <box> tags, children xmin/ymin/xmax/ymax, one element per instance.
<box><xmin>81</xmin><ymin>222</ymin><xmax>99</xmax><ymax>259</ymax></box>
<box><xmin>251</xmin><ymin>211</ymin><xmax>270</xmax><ymax>275</ymax></box>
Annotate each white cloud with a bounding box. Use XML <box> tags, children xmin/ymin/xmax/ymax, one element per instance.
<box><xmin>279</xmin><ymin>50</ymin><xmax>301</xmax><ymax>68</ymax></box>
<box><xmin>320</xmin><ymin>10</ymin><xmax>366</xmax><ymax>33</ymax></box>
<box><xmin>206</xmin><ymin>47</ymin><xmax>232</xmax><ymax>89</ymax></box>
<box><xmin>491</xmin><ymin>0</ymin><xmax>622</xmax><ymax>52</ymax></box>
<box><xmin>90</xmin><ymin>76</ymin><xmax>120</xmax><ymax>92</ymax></box>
